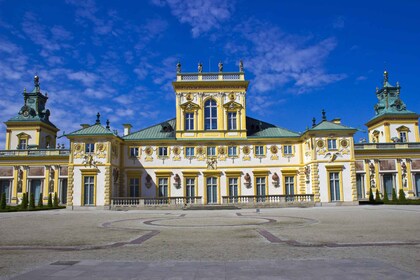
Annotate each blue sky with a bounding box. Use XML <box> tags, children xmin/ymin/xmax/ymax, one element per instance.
<box><xmin>1</xmin><ymin>0</ymin><xmax>419</xmax><ymax>148</ymax></box>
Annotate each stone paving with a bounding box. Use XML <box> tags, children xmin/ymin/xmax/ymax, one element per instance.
<box><xmin>0</xmin><ymin>205</ymin><xmax>419</xmax><ymax>279</ymax></box>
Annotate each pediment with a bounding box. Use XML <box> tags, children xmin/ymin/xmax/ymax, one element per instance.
<box><xmin>396</xmin><ymin>125</ymin><xmax>410</xmax><ymax>132</ymax></box>
<box><xmin>180</xmin><ymin>101</ymin><xmax>200</xmax><ymax>111</ymax></box>
<box><xmin>223</xmin><ymin>101</ymin><xmax>243</xmax><ymax>110</ymax></box>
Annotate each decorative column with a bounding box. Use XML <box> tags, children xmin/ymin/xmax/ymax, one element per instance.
<box><xmin>67</xmin><ymin>165</ymin><xmax>74</xmax><ymax>207</ymax></box>
<box><xmin>349</xmin><ymin>161</ymin><xmax>357</xmax><ymax>201</ymax></box>
<box><xmin>311</xmin><ymin>163</ymin><xmax>320</xmax><ymax>202</ymax></box>
<box><xmin>298</xmin><ymin>166</ymin><xmax>306</xmax><ymax>194</ymax></box>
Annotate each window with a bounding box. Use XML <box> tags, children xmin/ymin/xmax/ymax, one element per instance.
<box><xmin>129</xmin><ymin>178</ymin><xmax>140</xmax><ymax>197</ymax></box>
<box><xmin>130</xmin><ymin>147</ymin><xmax>139</xmax><ymax>157</ymax></box>
<box><xmin>255</xmin><ymin>145</ymin><xmax>264</xmax><ymax>156</ymax></box>
<box><xmin>185</xmin><ymin>112</ymin><xmax>194</xmax><ymax>130</ymax></box>
<box><xmin>327</xmin><ymin>139</ymin><xmax>337</xmax><ymax>150</ymax></box>
<box><xmin>207</xmin><ymin>146</ymin><xmax>216</xmax><ymax>157</ymax></box>
<box><xmin>329</xmin><ymin>172</ymin><xmax>340</xmax><ymax>201</ymax></box>
<box><xmin>204</xmin><ymin>99</ymin><xmax>217</xmax><ymax>130</ymax></box>
<box><xmin>256</xmin><ymin>177</ymin><xmax>266</xmax><ymax>201</ymax></box>
<box><xmin>158</xmin><ymin>178</ymin><xmax>168</xmax><ymax>197</ymax></box>
<box><xmin>186</xmin><ymin>147</ymin><xmax>195</xmax><ymax>157</ymax></box>
<box><xmin>158</xmin><ymin>147</ymin><xmax>168</xmax><ymax>157</ymax></box>
<box><xmin>283</xmin><ymin>145</ymin><xmax>293</xmax><ymax>155</ymax></box>
<box><xmin>83</xmin><ymin>176</ymin><xmax>95</xmax><ymax>205</ymax></box>
<box><xmin>0</xmin><ymin>180</ymin><xmax>11</xmax><ymax>204</ymax></box>
<box><xmin>285</xmin><ymin>176</ymin><xmax>294</xmax><ymax>200</ymax></box>
<box><xmin>400</xmin><ymin>132</ymin><xmax>407</xmax><ymax>142</ymax></box>
<box><xmin>227</xmin><ymin>112</ymin><xmax>237</xmax><ymax>130</ymax></box>
<box><xmin>18</xmin><ymin>139</ymin><xmax>27</xmax><ymax>150</ymax></box>
<box><xmin>228</xmin><ymin>146</ymin><xmax>237</xmax><ymax>157</ymax></box>
<box><xmin>186</xmin><ymin>178</ymin><xmax>195</xmax><ymax>198</ymax></box>
<box><xmin>228</xmin><ymin>178</ymin><xmax>238</xmax><ymax>203</ymax></box>
<box><xmin>206</xmin><ymin>177</ymin><xmax>217</xmax><ymax>204</ymax></box>
<box><xmin>85</xmin><ymin>143</ymin><xmax>95</xmax><ymax>153</ymax></box>
<box><xmin>356</xmin><ymin>174</ymin><xmax>365</xmax><ymax>199</ymax></box>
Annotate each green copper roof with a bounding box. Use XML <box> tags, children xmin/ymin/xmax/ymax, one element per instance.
<box><xmin>123</xmin><ymin>119</ymin><xmax>176</xmax><ymax>140</ymax></box>
<box><xmin>246</xmin><ymin>117</ymin><xmax>300</xmax><ymax>138</ymax></box>
<box><xmin>308</xmin><ymin>120</ymin><xmax>356</xmax><ymax>131</ymax></box>
<box><xmin>66</xmin><ymin>124</ymin><xmax>116</xmax><ymax>136</ymax></box>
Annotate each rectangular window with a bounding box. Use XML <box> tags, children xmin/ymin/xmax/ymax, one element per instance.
<box><xmin>283</xmin><ymin>145</ymin><xmax>293</xmax><ymax>155</ymax></box>
<box><xmin>0</xmin><ymin>180</ymin><xmax>11</xmax><ymax>204</ymax></box>
<box><xmin>158</xmin><ymin>178</ymin><xmax>168</xmax><ymax>197</ymax></box>
<box><xmin>329</xmin><ymin>172</ymin><xmax>340</xmax><ymax>201</ymax></box>
<box><xmin>129</xmin><ymin>178</ymin><xmax>140</xmax><ymax>197</ymax></box>
<box><xmin>83</xmin><ymin>176</ymin><xmax>95</xmax><ymax>205</ymax></box>
<box><xmin>400</xmin><ymin>132</ymin><xmax>407</xmax><ymax>142</ymax></box>
<box><xmin>59</xmin><ymin>178</ymin><xmax>68</xmax><ymax>204</ymax></box>
<box><xmin>356</xmin><ymin>174</ymin><xmax>365</xmax><ymax>199</ymax></box>
<box><xmin>18</xmin><ymin>139</ymin><xmax>27</xmax><ymax>150</ymax></box>
<box><xmin>186</xmin><ymin>178</ymin><xmax>195</xmax><ymax>199</ymax></box>
<box><xmin>186</xmin><ymin>147</ymin><xmax>195</xmax><ymax>157</ymax></box>
<box><xmin>228</xmin><ymin>146</ymin><xmax>237</xmax><ymax>157</ymax></box>
<box><xmin>328</xmin><ymin>139</ymin><xmax>337</xmax><ymax>150</ymax></box>
<box><xmin>227</xmin><ymin>112</ymin><xmax>237</xmax><ymax>130</ymax></box>
<box><xmin>256</xmin><ymin>177</ymin><xmax>266</xmax><ymax>201</ymax></box>
<box><xmin>185</xmin><ymin>112</ymin><xmax>194</xmax><ymax>130</ymax></box>
<box><xmin>285</xmin><ymin>176</ymin><xmax>294</xmax><ymax>197</ymax></box>
<box><xmin>255</xmin><ymin>145</ymin><xmax>264</xmax><ymax>156</ymax></box>
<box><xmin>228</xmin><ymin>178</ymin><xmax>238</xmax><ymax>203</ymax></box>
<box><xmin>207</xmin><ymin>146</ymin><xmax>216</xmax><ymax>157</ymax></box>
<box><xmin>85</xmin><ymin>143</ymin><xmax>95</xmax><ymax>153</ymax></box>
<box><xmin>158</xmin><ymin>147</ymin><xmax>168</xmax><ymax>157</ymax></box>
<box><xmin>130</xmin><ymin>147</ymin><xmax>139</xmax><ymax>157</ymax></box>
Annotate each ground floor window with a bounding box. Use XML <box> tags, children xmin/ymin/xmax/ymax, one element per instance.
<box><xmin>329</xmin><ymin>172</ymin><xmax>340</xmax><ymax>201</ymax></box>
<box><xmin>206</xmin><ymin>177</ymin><xmax>217</xmax><ymax>204</ymax></box>
<box><xmin>285</xmin><ymin>176</ymin><xmax>294</xmax><ymax>201</ymax></box>
<box><xmin>256</xmin><ymin>177</ymin><xmax>266</xmax><ymax>202</ymax></box>
<box><xmin>29</xmin><ymin>179</ymin><xmax>43</xmax><ymax>205</ymax></box>
<box><xmin>186</xmin><ymin>178</ymin><xmax>195</xmax><ymax>203</ymax></box>
<box><xmin>0</xmin><ymin>179</ymin><xmax>12</xmax><ymax>204</ymax></box>
<box><xmin>158</xmin><ymin>178</ymin><xmax>168</xmax><ymax>197</ymax></box>
<box><xmin>129</xmin><ymin>178</ymin><xmax>140</xmax><ymax>197</ymax></box>
<box><xmin>83</xmin><ymin>176</ymin><xmax>95</xmax><ymax>206</ymax></box>
<box><xmin>415</xmin><ymin>174</ymin><xmax>420</xmax><ymax>197</ymax></box>
<box><xmin>382</xmin><ymin>173</ymin><xmax>395</xmax><ymax>199</ymax></box>
<box><xmin>356</xmin><ymin>174</ymin><xmax>365</xmax><ymax>199</ymax></box>
<box><xmin>228</xmin><ymin>178</ymin><xmax>238</xmax><ymax>202</ymax></box>
<box><xmin>59</xmin><ymin>178</ymin><xmax>68</xmax><ymax>204</ymax></box>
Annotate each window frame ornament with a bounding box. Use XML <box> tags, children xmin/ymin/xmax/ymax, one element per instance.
<box><xmin>204</xmin><ymin>99</ymin><xmax>218</xmax><ymax>130</ymax></box>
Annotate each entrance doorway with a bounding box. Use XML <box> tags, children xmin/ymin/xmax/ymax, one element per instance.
<box><xmin>383</xmin><ymin>174</ymin><xmax>394</xmax><ymax>198</ymax></box>
<box><xmin>206</xmin><ymin>177</ymin><xmax>217</xmax><ymax>204</ymax></box>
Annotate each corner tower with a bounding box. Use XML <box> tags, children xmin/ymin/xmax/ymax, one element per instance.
<box><xmin>4</xmin><ymin>76</ymin><xmax>59</xmax><ymax>149</ymax></box>
<box><xmin>366</xmin><ymin>71</ymin><xmax>419</xmax><ymax>143</ymax></box>
<box><xmin>172</xmin><ymin>61</ymin><xmax>249</xmax><ymax>139</ymax></box>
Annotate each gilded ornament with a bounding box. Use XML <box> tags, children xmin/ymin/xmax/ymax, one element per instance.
<box><xmin>173</xmin><ymin>146</ymin><xmax>180</xmax><ymax>155</ymax></box>
<box><xmin>229</xmin><ymin>92</ymin><xmax>235</xmax><ymax>101</ymax></box>
<box><xmin>74</xmin><ymin>143</ymin><xmax>82</xmax><ymax>152</ymax></box>
<box><xmin>145</xmin><ymin>146</ymin><xmax>153</xmax><ymax>156</ymax></box>
<box><xmin>340</xmin><ymin>139</ymin><xmax>348</xmax><ymax>148</ymax></box>
<box><xmin>218</xmin><ymin>146</ymin><xmax>225</xmax><ymax>155</ymax></box>
<box><xmin>242</xmin><ymin>146</ymin><xmax>250</xmax><ymax>155</ymax></box>
<box><xmin>317</xmin><ymin>140</ymin><xmax>325</xmax><ymax>148</ymax></box>
<box><xmin>270</xmin><ymin>146</ymin><xmax>278</xmax><ymax>154</ymax></box>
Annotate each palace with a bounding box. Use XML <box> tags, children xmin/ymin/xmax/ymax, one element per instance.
<box><xmin>1</xmin><ymin>63</ymin><xmax>419</xmax><ymax>209</ymax></box>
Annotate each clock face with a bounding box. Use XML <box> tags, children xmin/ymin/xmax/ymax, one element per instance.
<box><xmin>22</xmin><ymin>110</ymin><xmax>29</xmax><ymax>117</ymax></box>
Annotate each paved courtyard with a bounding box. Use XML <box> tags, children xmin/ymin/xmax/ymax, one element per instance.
<box><xmin>0</xmin><ymin>205</ymin><xmax>419</xmax><ymax>279</ymax></box>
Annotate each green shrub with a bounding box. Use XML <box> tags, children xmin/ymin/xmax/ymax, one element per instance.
<box><xmin>29</xmin><ymin>193</ymin><xmax>35</xmax><ymax>209</ymax></box>
<box><xmin>38</xmin><ymin>192</ymin><xmax>43</xmax><ymax>208</ymax></box>
<box><xmin>399</xmin><ymin>189</ymin><xmax>406</xmax><ymax>201</ymax></box>
<box><xmin>53</xmin><ymin>192</ymin><xmax>59</xmax><ymax>208</ymax></box>
<box><xmin>392</xmin><ymin>188</ymin><xmax>398</xmax><ymax>201</ymax></box>
<box><xmin>0</xmin><ymin>192</ymin><xmax>6</xmax><ymax>209</ymax></box>
<box><xmin>369</xmin><ymin>187</ymin><xmax>374</xmax><ymax>202</ymax></box>
<box><xmin>48</xmin><ymin>193</ymin><xmax>53</xmax><ymax>208</ymax></box>
<box><xmin>375</xmin><ymin>189</ymin><xmax>382</xmax><ymax>202</ymax></box>
<box><xmin>383</xmin><ymin>190</ymin><xmax>389</xmax><ymax>202</ymax></box>
<box><xmin>21</xmin><ymin>193</ymin><xmax>28</xmax><ymax>210</ymax></box>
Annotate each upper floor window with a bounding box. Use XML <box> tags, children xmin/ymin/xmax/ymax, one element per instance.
<box><xmin>327</xmin><ymin>139</ymin><xmax>337</xmax><ymax>150</ymax></box>
<box><xmin>205</xmin><ymin>99</ymin><xmax>217</xmax><ymax>130</ymax></box>
<box><xmin>130</xmin><ymin>147</ymin><xmax>139</xmax><ymax>157</ymax></box>
<box><xmin>255</xmin><ymin>145</ymin><xmax>265</xmax><ymax>156</ymax></box>
<box><xmin>85</xmin><ymin>143</ymin><xmax>95</xmax><ymax>153</ymax></box>
<box><xmin>400</xmin><ymin>132</ymin><xmax>407</xmax><ymax>142</ymax></box>
<box><xmin>227</xmin><ymin>112</ymin><xmax>237</xmax><ymax>130</ymax></box>
<box><xmin>207</xmin><ymin>146</ymin><xmax>216</xmax><ymax>157</ymax></box>
<box><xmin>18</xmin><ymin>139</ymin><xmax>27</xmax><ymax>150</ymax></box>
<box><xmin>283</xmin><ymin>145</ymin><xmax>293</xmax><ymax>155</ymax></box>
<box><xmin>228</xmin><ymin>146</ymin><xmax>237</xmax><ymax>157</ymax></box>
<box><xmin>158</xmin><ymin>147</ymin><xmax>168</xmax><ymax>157</ymax></box>
<box><xmin>185</xmin><ymin>112</ymin><xmax>194</xmax><ymax>130</ymax></box>
<box><xmin>186</xmin><ymin>147</ymin><xmax>195</xmax><ymax>157</ymax></box>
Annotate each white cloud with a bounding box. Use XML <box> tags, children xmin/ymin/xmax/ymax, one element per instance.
<box><xmin>67</xmin><ymin>71</ymin><xmax>99</xmax><ymax>87</ymax></box>
<box><xmin>152</xmin><ymin>0</ymin><xmax>234</xmax><ymax>37</ymax></box>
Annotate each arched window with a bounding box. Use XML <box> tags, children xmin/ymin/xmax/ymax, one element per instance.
<box><xmin>204</xmin><ymin>99</ymin><xmax>217</xmax><ymax>130</ymax></box>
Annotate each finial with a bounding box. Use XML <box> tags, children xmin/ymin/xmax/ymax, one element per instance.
<box><xmin>383</xmin><ymin>70</ymin><xmax>388</xmax><ymax>86</ymax></box>
<box><xmin>24</xmin><ymin>88</ymin><xmax>26</xmax><ymax>93</ymax></box>
<box><xmin>376</xmin><ymin>86</ymin><xmax>379</xmax><ymax>93</ymax></box>
<box><xmin>218</xmin><ymin>61</ymin><xmax>223</xmax><ymax>72</ymax></box>
<box><xmin>176</xmin><ymin>61</ymin><xmax>181</xmax><ymax>73</ymax></box>
<box><xmin>106</xmin><ymin>119</ymin><xmax>110</xmax><ymax>129</ymax></box>
<box><xmin>198</xmin><ymin>62</ymin><xmax>203</xmax><ymax>73</ymax></box>
<box><xmin>312</xmin><ymin>117</ymin><xmax>316</xmax><ymax>127</ymax></box>
<box><xmin>239</xmin><ymin>60</ymin><xmax>244</xmax><ymax>72</ymax></box>
<box><xmin>396</xmin><ymin>81</ymin><xmax>400</xmax><ymax>87</ymax></box>
<box><xmin>34</xmin><ymin>75</ymin><xmax>40</xmax><ymax>92</ymax></box>
<box><xmin>96</xmin><ymin>112</ymin><xmax>100</xmax><ymax>124</ymax></box>
<box><xmin>322</xmin><ymin>109</ymin><xmax>326</xmax><ymax>121</ymax></box>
